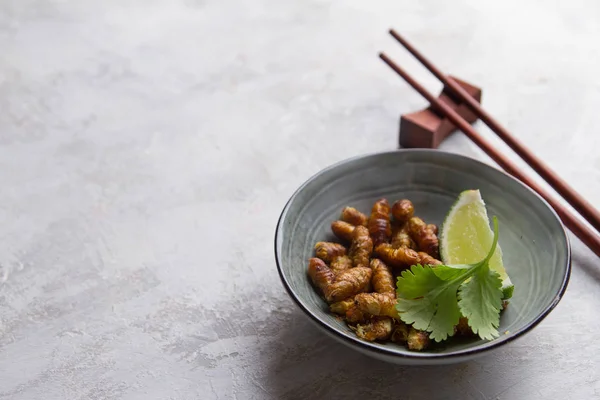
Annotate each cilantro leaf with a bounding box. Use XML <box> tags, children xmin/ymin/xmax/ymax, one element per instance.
<box><xmin>395</xmin><ymin>216</ymin><xmax>505</xmax><ymax>342</ymax></box>
<box><xmin>396</xmin><ymin>264</ymin><xmax>441</xmax><ymax>299</ymax></box>
<box><xmin>432</xmin><ymin>264</ymin><xmax>471</xmax><ymax>281</ymax></box>
<box><xmin>425</xmin><ymin>282</ymin><xmax>462</xmax><ymax>341</ymax></box>
<box><xmin>396</xmin><ymin>266</ymin><xmax>463</xmax><ymax>342</ymax></box>
<box><xmin>396</xmin><ymin>297</ymin><xmax>436</xmax><ymax>332</ymax></box>
<box><xmin>458</xmin><ymin>266</ymin><xmax>503</xmax><ymax>340</ymax></box>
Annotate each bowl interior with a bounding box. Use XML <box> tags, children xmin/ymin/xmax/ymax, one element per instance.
<box><xmin>276</xmin><ymin>150</ymin><xmax>570</xmax><ymax>360</ymax></box>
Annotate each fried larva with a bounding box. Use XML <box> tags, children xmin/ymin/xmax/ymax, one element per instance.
<box><xmin>408</xmin><ymin>217</ymin><xmax>439</xmax><ymax>258</ymax></box>
<box><xmin>355</xmin><ymin>317</ymin><xmax>393</xmax><ymax>342</ymax></box>
<box><xmin>407</xmin><ymin>327</ymin><xmax>431</xmax><ymax>351</ymax></box>
<box><xmin>427</xmin><ymin>223</ymin><xmax>438</xmax><ymax>235</ymax></box>
<box><xmin>330</xmin><ymin>255</ymin><xmax>353</xmax><ymax>276</ymax></box>
<box><xmin>390</xmin><ymin>321</ymin><xmax>409</xmax><ymax>343</ymax></box>
<box><xmin>391</xmin><ymin>199</ymin><xmax>414</xmax><ymax>224</ymax></box>
<box><xmin>307</xmin><ymin>258</ymin><xmax>335</xmax><ymax>296</ymax></box>
<box><xmin>368</xmin><ymin>198</ymin><xmax>392</xmax><ymax>247</ymax></box>
<box><xmin>417</xmin><ymin>252</ymin><xmax>443</xmax><ymax>266</ymax></box>
<box><xmin>331</xmin><ymin>220</ymin><xmax>355</xmax><ymax>242</ymax></box>
<box><xmin>375</xmin><ymin>243</ymin><xmax>420</xmax><ymax>268</ymax></box>
<box><xmin>348</xmin><ymin>226</ymin><xmax>373</xmax><ymax>269</ymax></box>
<box><xmin>326</xmin><ymin>266</ymin><xmax>372</xmax><ymax>303</ymax></box>
<box><xmin>345</xmin><ymin>303</ymin><xmax>367</xmax><ymax>323</ymax></box>
<box><xmin>308</xmin><ymin>199</ymin><xmax>446</xmax><ymax>351</ymax></box>
<box><xmin>455</xmin><ymin>316</ymin><xmax>474</xmax><ymax>336</ymax></box>
<box><xmin>315</xmin><ymin>242</ymin><xmax>347</xmax><ymax>263</ymax></box>
<box><xmin>391</xmin><ymin>225</ymin><xmax>416</xmax><ymax>250</ymax></box>
<box><xmin>370</xmin><ymin>258</ymin><xmax>394</xmax><ymax>294</ymax></box>
<box><xmin>354</xmin><ymin>292</ymin><xmax>399</xmax><ymax>320</ymax></box>
<box><xmin>330</xmin><ymin>298</ymin><xmax>355</xmax><ymax>316</ymax></box>
<box><xmin>340</xmin><ymin>206</ymin><xmax>368</xmax><ymax>227</ymax></box>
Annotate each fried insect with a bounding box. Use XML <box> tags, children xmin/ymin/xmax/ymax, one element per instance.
<box><xmin>331</xmin><ymin>220</ymin><xmax>355</xmax><ymax>242</ymax></box>
<box><xmin>314</xmin><ymin>242</ymin><xmax>347</xmax><ymax>263</ymax></box>
<box><xmin>368</xmin><ymin>199</ymin><xmax>392</xmax><ymax>247</ymax></box>
<box><xmin>345</xmin><ymin>303</ymin><xmax>367</xmax><ymax>323</ymax></box>
<box><xmin>407</xmin><ymin>327</ymin><xmax>431</xmax><ymax>351</ymax></box>
<box><xmin>408</xmin><ymin>217</ymin><xmax>439</xmax><ymax>258</ymax></box>
<box><xmin>370</xmin><ymin>259</ymin><xmax>394</xmax><ymax>294</ymax></box>
<box><xmin>455</xmin><ymin>316</ymin><xmax>474</xmax><ymax>336</ymax></box>
<box><xmin>309</xmin><ymin>199</ymin><xmax>471</xmax><ymax>351</ymax></box>
<box><xmin>391</xmin><ymin>220</ymin><xmax>402</xmax><ymax>235</ymax></box>
<box><xmin>326</xmin><ymin>267</ymin><xmax>372</xmax><ymax>303</ymax></box>
<box><xmin>354</xmin><ymin>292</ymin><xmax>399</xmax><ymax>320</ymax></box>
<box><xmin>391</xmin><ymin>225</ymin><xmax>416</xmax><ymax>250</ymax></box>
<box><xmin>355</xmin><ymin>317</ymin><xmax>393</xmax><ymax>341</ymax></box>
<box><xmin>375</xmin><ymin>243</ymin><xmax>420</xmax><ymax>268</ymax></box>
<box><xmin>391</xmin><ymin>199</ymin><xmax>414</xmax><ymax>224</ymax></box>
<box><xmin>391</xmin><ymin>321</ymin><xmax>409</xmax><ymax>343</ymax></box>
<box><xmin>427</xmin><ymin>223</ymin><xmax>438</xmax><ymax>235</ymax></box>
<box><xmin>330</xmin><ymin>255</ymin><xmax>353</xmax><ymax>276</ymax></box>
<box><xmin>340</xmin><ymin>206</ymin><xmax>368</xmax><ymax>227</ymax></box>
<box><xmin>417</xmin><ymin>252</ymin><xmax>443</xmax><ymax>266</ymax></box>
<box><xmin>307</xmin><ymin>258</ymin><xmax>335</xmax><ymax>296</ymax></box>
<box><xmin>348</xmin><ymin>226</ymin><xmax>373</xmax><ymax>269</ymax></box>
<box><xmin>330</xmin><ymin>298</ymin><xmax>355</xmax><ymax>316</ymax></box>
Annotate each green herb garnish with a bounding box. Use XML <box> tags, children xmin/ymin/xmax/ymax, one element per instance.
<box><xmin>396</xmin><ymin>216</ymin><xmax>504</xmax><ymax>342</ymax></box>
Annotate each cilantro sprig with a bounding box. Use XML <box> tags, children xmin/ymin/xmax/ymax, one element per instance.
<box><xmin>395</xmin><ymin>216</ymin><xmax>504</xmax><ymax>342</ymax></box>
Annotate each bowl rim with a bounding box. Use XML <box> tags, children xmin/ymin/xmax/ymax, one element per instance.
<box><xmin>274</xmin><ymin>148</ymin><xmax>571</xmax><ymax>360</ymax></box>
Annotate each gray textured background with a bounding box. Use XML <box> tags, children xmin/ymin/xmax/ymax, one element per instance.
<box><xmin>1</xmin><ymin>1</ymin><xmax>600</xmax><ymax>399</ymax></box>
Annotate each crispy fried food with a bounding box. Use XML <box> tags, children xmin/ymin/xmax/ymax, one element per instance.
<box><xmin>417</xmin><ymin>252</ymin><xmax>443</xmax><ymax>266</ymax></box>
<box><xmin>455</xmin><ymin>316</ymin><xmax>474</xmax><ymax>336</ymax></box>
<box><xmin>391</xmin><ymin>321</ymin><xmax>409</xmax><ymax>343</ymax></box>
<box><xmin>391</xmin><ymin>220</ymin><xmax>402</xmax><ymax>235</ymax></box>
<box><xmin>330</xmin><ymin>298</ymin><xmax>355</xmax><ymax>315</ymax></box>
<box><xmin>355</xmin><ymin>317</ymin><xmax>393</xmax><ymax>341</ymax></box>
<box><xmin>354</xmin><ymin>292</ymin><xmax>399</xmax><ymax>319</ymax></box>
<box><xmin>392</xmin><ymin>199</ymin><xmax>414</xmax><ymax>224</ymax></box>
<box><xmin>326</xmin><ymin>267</ymin><xmax>372</xmax><ymax>303</ymax></box>
<box><xmin>338</xmin><ymin>259</ymin><xmax>394</xmax><ymax>322</ymax></box>
<box><xmin>315</xmin><ymin>242</ymin><xmax>347</xmax><ymax>263</ymax></box>
<box><xmin>427</xmin><ymin>223</ymin><xmax>438</xmax><ymax>235</ymax></box>
<box><xmin>345</xmin><ymin>303</ymin><xmax>367</xmax><ymax>323</ymax></box>
<box><xmin>407</xmin><ymin>327</ymin><xmax>431</xmax><ymax>351</ymax></box>
<box><xmin>348</xmin><ymin>226</ymin><xmax>373</xmax><ymax>269</ymax></box>
<box><xmin>340</xmin><ymin>206</ymin><xmax>368</xmax><ymax>227</ymax></box>
<box><xmin>310</xmin><ymin>198</ymin><xmax>494</xmax><ymax>351</ymax></box>
<box><xmin>375</xmin><ymin>243</ymin><xmax>420</xmax><ymax>268</ymax></box>
<box><xmin>408</xmin><ymin>217</ymin><xmax>439</xmax><ymax>258</ymax></box>
<box><xmin>330</xmin><ymin>255</ymin><xmax>353</xmax><ymax>276</ymax></box>
<box><xmin>307</xmin><ymin>258</ymin><xmax>335</xmax><ymax>296</ymax></box>
<box><xmin>308</xmin><ymin>257</ymin><xmax>371</xmax><ymax>303</ymax></box>
<box><xmin>370</xmin><ymin>259</ymin><xmax>394</xmax><ymax>294</ymax></box>
<box><xmin>331</xmin><ymin>220</ymin><xmax>355</xmax><ymax>242</ymax></box>
<box><xmin>391</xmin><ymin>225</ymin><xmax>417</xmax><ymax>250</ymax></box>
<box><xmin>368</xmin><ymin>199</ymin><xmax>392</xmax><ymax>247</ymax></box>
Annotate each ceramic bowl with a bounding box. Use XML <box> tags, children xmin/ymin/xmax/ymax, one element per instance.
<box><xmin>274</xmin><ymin>149</ymin><xmax>571</xmax><ymax>365</ymax></box>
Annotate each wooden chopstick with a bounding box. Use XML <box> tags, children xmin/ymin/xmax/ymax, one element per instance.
<box><xmin>388</xmin><ymin>29</ymin><xmax>600</xmax><ymax>235</ymax></box>
<box><xmin>379</xmin><ymin>52</ymin><xmax>600</xmax><ymax>258</ymax></box>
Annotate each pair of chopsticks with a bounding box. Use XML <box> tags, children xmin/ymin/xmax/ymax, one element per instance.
<box><xmin>380</xmin><ymin>29</ymin><xmax>600</xmax><ymax>258</ymax></box>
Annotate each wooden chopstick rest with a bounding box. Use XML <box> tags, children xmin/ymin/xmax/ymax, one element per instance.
<box><xmin>399</xmin><ymin>76</ymin><xmax>481</xmax><ymax>149</ymax></box>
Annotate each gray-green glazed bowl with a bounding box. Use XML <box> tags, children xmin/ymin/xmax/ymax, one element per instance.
<box><xmin>275</xmin><ymin>149</ymin><xmax>570</xmax><ymax>365</ymax></box>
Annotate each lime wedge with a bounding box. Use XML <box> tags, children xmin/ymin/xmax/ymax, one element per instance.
<box><xmin>439</xmin><ymin>189</ymin><xmax>513</xmax><ymax>299</ymax></box>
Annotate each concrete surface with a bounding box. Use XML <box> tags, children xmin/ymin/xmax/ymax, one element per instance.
<box><xmin>1</xmin><ymin>0</ymin><xmax>600</xmax><ymax>399</ymax></box>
